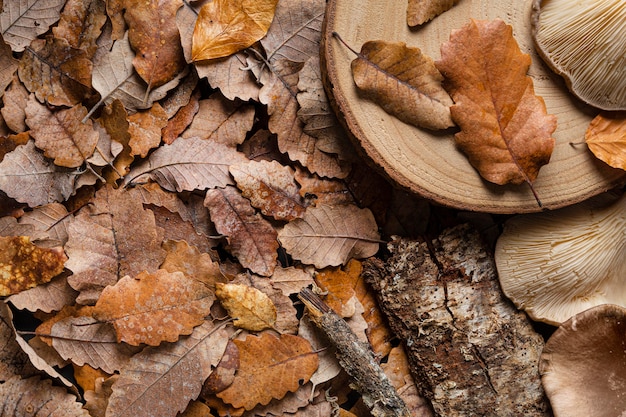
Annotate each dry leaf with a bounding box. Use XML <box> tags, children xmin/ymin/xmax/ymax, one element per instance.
<box><xmin>0</xmin><ymin>236</ymin><xmax>66</xmax><ymax>296</ymax></box>
<box><xmin>128</xmin><ymin>103</ymin><xmax>168</xmax><ymax>158</ymax></box>
<box><xmin>230</xmin><ymin>160</ymin><xmax>306</xmax><ymax>221</ymax></box>
<box><xmin>7</xmin><ymin>274</ymin><xmax>78</xmax><ymax>313</ymax></box>
<box><xmin>152</xmin><ymin>206</ymin><xmax>215</xmax><ymax>253</ymax></box>
<box><xmin>407</xmin><ymin>0</ymin><xmax>459</xmax><ymax>26</ymax></box>
<box><xmin>216</xmin><ymin>332</ymin><xmax>319</xmax><ymax>410</ymax></box>
<box><xmin>241</xmin><ymin>383</ymin><xmax>322</xmax><ymax>416</ymax></box>
<box><xmin>73</xmin><ymin>363</ymin><xmax>109</xmax><ymax>394</ymax></box>
<box><xmin>0</xmin><ymin>132</ymin><xmax>30</xmax><ymax>162</ymax></box>
<box><xmin>201</xmin><ymin>339</ymin><xmax>239</xmax><ymax>395</ymax></box>
<box><xmin>53</xmin><ymin>0</ymin><xmax>107</xmax><ymax>58</ymax></box>
<box><xmin>25</xmin><ymin>96</ymin><xmax>98</xmax><ymax>168</ymax></box>
<box><xmin>315</xmin><ymin>259</ymin><xmax>362</xmax><ymax>318</ymax></box>
<box><xmin>195</xmin><ymin>52</ymin><xmax>260</xmax><ymax>102</ymax></box>
<box><xmin>84</xmin><ymin>374</ymin><xmax>117</xmax><ymax>417</ymax></box>
<box><xmin>160</xmin><ymin>239</ymin><xmax>224</xmax><ymax>288</ymax></box>
<box><xmin>97</xmin><ymin>99</ymin><xmax>133</xmax><ymax>182</ymax></box>
<box><xmin>0</xmin><ymin>0</ymin><xmax>66</xmax><ymax>52</ymax></box>
<box><xmin>204</xmin><ymin>186</ymin><xmax>278</xmax><ymax>277</ymax></box>
<box><xmin>1</xmin><ymin>76</ymin><xmax>29</xmax><ymax>133</ymax></box>
<box><xmin>298</xmin><ymin>317</ymin><xmax>342</xmax><ymax>389</ymax></box>
<box><xmin>435</xmin><ymin>19</ymin><xmax>556</xmax><ymax>187</ymax></box>
<box><xmin>348</xmin><ymin>38</ymin><xmax>453</xmax><ymax>130</ymax></box>
<box><xmin>162</xmin><ymin>88</ymin><xmax>200</xmax><ymax>145</ymax></box>
<box><xmin>278</xmin><ymin>204</ymin><xmax>381</xmax><ymax>268</ymax></box>
<box><xmin>585</xmin><ymin>113</ymin><xmax>626</xmax><ymax>170</ymax></box>
<box><xmin>294</xmin><ymin>167</ymin><xmax>354</xmax><ymax>206</ymax></box>
<box><xmin>93</xmin><ymin>270</ymin><xmax>214</xmax><ymax>346</ymax></box>
<box><xmin>216</xmin><ymin>282</ymin><xmax>276</xmax><ymax>331</ymax></box>
<box><xmin>0</xmin><ymin>376</ymin><xmax>90</xmax><ymax>416</ymax></box>
<box><xmin>19</xmin><ymin>202</ymin><xmax>73</xmax><ymax>246</ymax></box>
<box><xmin>269</xmin><ymin>266</ymin><xmax>314</xmax><ymax>296</ymax></box>
<box><xmin>0</xmin><ymin>34</ymin><xmax>18</xmax><ymax>96</ymax></box>
<box><xmin>191</xmin><ymin>0</ymin><xmax>278</xmax><ymax>61</ymax></box>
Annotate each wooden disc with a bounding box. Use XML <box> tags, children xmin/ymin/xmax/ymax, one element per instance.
<box><xmin>322</xmin><ymin>0</ymin><xmax>626</xmax><ymax>213</ymax></box>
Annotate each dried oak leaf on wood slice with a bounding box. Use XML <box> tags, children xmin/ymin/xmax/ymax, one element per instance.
<box><xmin>216</xmin><ymin>282</ymin><xmax>276</xmax><ymax>331</ymax></box>
<box><xmin>435</xmin><ymin>19</ymin><xmax>556</xmax><ymax>188</ymax></box>
<box><xmin>0</xmin><ymin>0</ymin><xmax>65</xmax><ymax>52</ymax></box>
<box><xmin>52</xmin><ymin>0</ymin><xmax>107</xmax><ymax>59</ymax></box>
<box><xmin>585</xmin><ymin>113</ymin><xmax>626</xmax><ymax>170</ymax></box>
<box><xmin>106</xmin><ymin>320</ymin><xmax>229</xmax><ymax>417</ymax></box>
<box><xmin>205</xmin><ymin>186</ymin><xmax>279</xmax><ymax>277</ymax></box>
<box><xmin>92</xmin><ymin>269</ymin><xmax>214</xmax><ymax>346</ymax></box>
<box><xmin>348</xmin><ymin>39</ymin><xmax>454</xmax><ymax>130</ymax></box>
<box><xmin>191</xmin><ymin>0</ymin><xmax>278</xmax><ymax>61</ymax></box>
<box><xmin>216</xmin><ymin>332</ymin><xmax>319</xmax><ymax>410</ymax></box>
<box><xmin>0</xmin><ymin>376</ymin><xmax>90</xmax><ymax>417</ymax></box>
<box><xmin>407</xmin><ymin>0</ymin><xmax>459</xmax><ymax>27</ymax></box>
<box><xmin>278</xmin><ymin>204</ymin><xmax>380</xmax><ymax>268</ymax></box>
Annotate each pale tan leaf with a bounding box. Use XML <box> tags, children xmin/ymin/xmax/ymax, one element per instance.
<box><xmin>87</xmin><ymin>119</ymin><xmax>124</xmax><ymax>168</ymax></box>
<box><xmin>107</xmin><ymin>320</ymin><xmax>229</xmax><ymax>417</ymax></box>
<box><xmin>0</xmin><ymin>0</ymin><xmax>65</xmax><ymax>52</ymax></box>
<box><xmin>84</xmin><ymin>375</ymin><xmax>117</xmax><ymax>417</ymax></box>
<box><xmin>128</xmin><ymin>103</ymin><xmax>168</xmax><ymax>158</ymax></box>
<box><xmin>19</xmin><ymin>203</ymin><xmax>72</xmax><ymax>246</ymax></box>
<box><xmin>278</xmin><ymin>204</ymin><xmax>381</xmax><ymax>268</ymax></box>
<box><xmin>52</xmin><ymin>0</ymin><xmax>107</xmax><ymax>58</ymax></box>
<box><xmin>407</xmin><ymin>0</ymin><xmax>459</xmax><ymax>26</ymax></box>
<box><xmin>196</xmin><ymin>53</ymin><xmax>261</xmax><ymax>102</ymax></box>
<box><xmin>0</xmin><ymin>34</ymin><xmax>18</xmax><ymax>96</ymax></box>
<box><xmin>230</xmin><ymin>160</ymin><xmax>306</xmax><ymax>221</ymax></box>
<box><xmin>0</xmin><ymin>216</ymin><xmax>36</xmax><ymax>239</ymax></box>
<box><xmin>1</xmin><ymin>75</ymin><xmax>29</xmax><ymax>133</ymax></box>
<box><xmin>0</xmin><ymin>376</ymin><xmax>90</xmax><ymax>416</ymax></box>
<box><xmin>585</xmin><ymin>113</ymin><xmax>626</xmax><ymax>170</ymax></box>
<box><xmin>216</xmin><ymin>282</ymin><xmax>277</xmax><ymax>331</ymax></box>
<box><xmin>7</xmin><ymin>274</ymin><xmax>77</xmax><ymax>313</ymax></box>
<box><xmin>204</xmin><ymin>186</ymin><xmax>278</xmax><ymax>276</ymax></box>
<box><xmin>269</xmin><ymin>266</ymin><xmax>314</xmax><ymax>296</ymax></box>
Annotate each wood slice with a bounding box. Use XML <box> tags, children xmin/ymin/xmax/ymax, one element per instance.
<box><xmin>322</xmin><ymin>0</ymin><xmax>626</xmax><ymax>213</ymax></box>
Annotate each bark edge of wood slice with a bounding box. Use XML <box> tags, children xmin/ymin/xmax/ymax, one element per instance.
<box><xmin>321</xmin><ymin>0</ymin><xmax>626</xmax><ymax>214</ymax></box>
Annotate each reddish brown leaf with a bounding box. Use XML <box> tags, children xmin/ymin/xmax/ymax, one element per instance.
<box><xmin>0</xmin><ymin>132</ymin><xmax>29</xmax><ymax>161</ymax></box>
<box><xmin>294</xmin><ymin>167</ymin><xmax>354</xmax><ymax>206</ymax></box>
<box><xmin>128</xmin><ymin>103</ymin><xmax>168</xmax><ymax>158</ymax></box>
<box><xmin>204</xmin><ymin>186</ymin><xmax>278</xmax><ymax>277</ymax></box>
<box><xmin>202</xmin><ymin>339</ymin><xmax>239</xmax><ymax>395</ymax></box>
<box><xmin>585</xmin><ymin>113</ymin><xmax>626</xmax><ymax>170</ymax></box>
<box><xmin>1</xmin><ymin>76</ymin><xmax>29</xmax><ymax>133</ymax></box>
<box><xmin>52</xmin><ymin>0</ymin><xmax>107</xmax><ymax>58</ymax></box>
<box><xmin>98</xmin><ymin>99</ymin><xmax>133</xmax><ymax>183</ymax></box>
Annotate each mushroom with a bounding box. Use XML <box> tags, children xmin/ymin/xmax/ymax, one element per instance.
<box><xmin>539</xmin><ymin>304</ymin><xmax>626</xmax><ymax>416</ymax></box>
<box><xmin>494</xmin><ymin>192</ymin><xmax>626</xmax><ymax>325</ymax></box>
<box><xmin>531</xmin><ymin>0</ymin><xmax>626</xmax><ymax>111</ymax></box>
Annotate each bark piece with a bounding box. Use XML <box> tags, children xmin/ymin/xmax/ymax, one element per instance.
<box><xmin>362</xmin><ymin>224</ymin><xmax>550</xmax><ymax>416</ymax></box>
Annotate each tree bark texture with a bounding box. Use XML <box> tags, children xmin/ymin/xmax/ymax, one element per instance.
<box><xmin>363</xmin><ymin>224</ymin><xmax>552</xmax><ymax>416</ymax></box>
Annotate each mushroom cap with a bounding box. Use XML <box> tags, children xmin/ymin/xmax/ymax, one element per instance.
<box><xmin>531</xmin><ymin>0</ymin><xmax>626</xmax><ymax>111</ymax></box>
<box><xmin>540</xmin><ymin>304</ymin><xmax>626</xmax><ymax>417</ymax></box>
<box><xmin>495</xmin><ymin>192</ymin><xmax>626</xmax><ymax>325</ymax></box>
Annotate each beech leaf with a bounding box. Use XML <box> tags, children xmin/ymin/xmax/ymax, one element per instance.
<box><xmin>216</xmin><ymin>332</ymin><xmax>319</xmax><ymax>410</ymax></box>
<box><xmin>0</xmin><ymin>0</ymin><xmax>65</xmax><ymax>52</ymax></box>
<box><xmin>585</xmin><ymin>113</ymin><xmax>626</xmax><ymax>170</ymax></box>
<box><xmin>0</xmin><ymin>376</ymin><xmax>89</xmax><ymax>416</ymax></box>
<box><xmin>278</xmin><ymin>204</ymin><xmax>381</xmax><ymax>268</ymax></box>
<box><xmin>92</xmin><ymin>270</ymin><xmax>214</xmax><ymax>346</ymax></box>
<box><xmin>215</xmin><ymin>282</ymin><xmax>277</xmax><ymax>331</ymax></box>
<box><xmin>191</xmin><ymin>0</ymin><xmax>278</xmax><ymax>62</ymax></box>
<box><xmin>435</xmin><ymin>19</ymin><xmax>557</xmax><ymax>188</ymax></box>
<box><xmin>407</xmin><ymin>0</ymin><xmax>459</xmax><ymax>26</ymax></box>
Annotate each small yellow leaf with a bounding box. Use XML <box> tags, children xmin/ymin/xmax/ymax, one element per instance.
<box><xmin>585</xmin><ymin>113</ymin><xmax>626</xmax><ymax>170</ymax></box>
<box><xmin>215</xmin><ymin>283</ymin><xmax>276</xmax><ymax>331</ymax></box>
<box><xmin>191</xmin><ymin>0</ymin><xmax>278</xmax><ymax>61</ymax></box>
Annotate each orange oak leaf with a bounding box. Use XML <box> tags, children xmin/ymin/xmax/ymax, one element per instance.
<box><xmin>0</xmin><ymin>1</ymin><xmax>66</xmax><ymax>52</ymax></box>
<box><xmin>315</xmin><ymin>259</ymin><xmax>363</xmax><ymax>318</ymax></box>
<box><xmin>162</xmin><ymin>88</ymin><xmax>200</xmax><ymax>145</ymax></box>
<box><xmin>92</xmin><ymin>269</ymin><xmax>214</xmax><ymax>346</ymax></box>
<box><xmin>585</xmin><ymin>113</ymin><xmax>626</xmax><ymax>170</ymax></box>
<box><xmin>52</xmin><ymin>0</ymin><xmax>107</xmax><ymax>58</ymax></box>
<box><xmin>0</xmin><ymin>236</ymin><xmax>66</xmax><ymax>296</ymax></box>
<box><xmin>191</xmin><ymin>0</ymin><xmax>278</xmax><ymax>62</ymax></box>
<box><xmin>346</xmin><ymin>37</ymin><xmax>454</xmax><ymax>130</ymax></box>
<box><xmin>128</xmin><ymin>103</ymin><xmax>168</xmax><ymax>158</ymax></box>
<box><xmin>435</xmin><ymin>19</ymin><xmax>557</xmax><ymax>190</ymax></box>
<box><xmin>216</xmin><ymin>332</ymin><xmax>318</xmax><ymax>410</ymax></box>
<box><xmin>215</xmin><ymin>282</ymin><xmax>276</xmax><ymax>331</ymax></box>
<box><xmin>25</xmin><ymin>96</ymin><xmax>99</xmax><ymax>168</ymax></box>
<box><xmin>407</xmin><ymin>0</ymin><xmax>459</xmax><ymax>26</ymax></box>
<box><xmin>229</xmin><ymin>160</ymin><xmax>307</xmax><ymax>221</ymax></box>
<box><xmin>204</xmin><ymin>186</ymin><xmax>278</xmax><ymax>276</ymax></box>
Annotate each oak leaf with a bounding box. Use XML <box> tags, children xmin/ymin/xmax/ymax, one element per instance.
<box><xmin>196</xmin><ymin>53</ymin><xmax>261</xmax><ymax>102</ymax></box>
<box><xmin>25</xmin><ymin>96</ymin><xmax>99</xmax><ymax>168</ymax></box>
<box><xmin>585</xmin><ymin>113</ymin><xmax>626</xmax><ymax>170</ymax></box>
<box><xmin>435</xmin><ymin>19</ymin><xmax>557</xmax><ymax>187</ymax></box>
<box><xmin>407</xmin><ymin>0</ymin><xmax>459</xmax><ymax>26</ymax></box>
<box><xmin>191</xmin><ymin>0</ymin><xmax>278</xmax><ymax>62</ymax></box>
<box><xmin>216</xmin><ymin>332</ymin><xmax>319</xmax><ymax>410</ymax></box>
<box><xmin>230</xmin><ymin>160</ymin><xmax>306</xmax><ymax>221</ymax></box>
<box><xmin>204</xmin><ymin>186</ymin><xmax>278</xmax><ymax>276</ymax></box>
<box><xmin>162</xmin><ymin>88</ymin><xmax>200</xmax><ymax>145</ymax></box>
<box><xmin>53</xmin><ymin>0</ymin><xmax>107</xmax><ymax>58</ymax></box>
<box><xmin>315</xmin><ymin>259</ymin><xmax>363</xmax><ymax>318</ymax></box>
<box><xmin>278</xmin><ymin>204</ymin><xmax>381</xmax><ymax>268</ymax></box>
<box><xmin>348</xmin><ymin>39</ymin><xmax>453</xmax><ymax>130</ymax></box>
<box><xmin>0</xmin><ymin>0</ymin><xmax>65</xmax><ymax>52</ymax></box>
<box><xmin>216</xmin><ymin>282</ymin><xmax>276</xmax><ymax>331</ymax></box>
<box><xmin>93</xmin><ymin>270</ymin><xmax>214</xmax><ymax>346</ymax></box>
<box><xmin>128</xmin><ymin>103</ymin><xmax>168</xmax><ymax>158</ymax></box>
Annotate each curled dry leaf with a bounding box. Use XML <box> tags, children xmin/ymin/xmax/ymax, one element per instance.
<box><xmin>0</xmin><ymin>235</ymin><xmax>66</xmax><ymax>296</ymax></box>
<box><xmin>345</xmin><ymin>37</ymin><xmax>454</xmax><ymax>130</ymax></box>
<box><xmin>435</xmin><ymin>19</ymin><xmax>556</xmax><ymax>190</ymax></box>
<box><xmin>407</xmin><ymin>0</ymin><xmax>459</xmax><ymax>26</ymax></box>
<box><xmin>0</xmin><ymin>0</ymin><xmax>66</xmax><ymax>52</ymax></box>
<box><xmin>191</xmin><ymin>0</ymin><xmax>278</xmax><ymax>61</ymax></box>
<box><xmin>92</xmin><ymin>269</ymin><xmax>214</xmax><ymax>346</ymax></box>
<box><xmin>0</xmin><ymin>302</ymin><xmax>40</xmax><ymax>380</ymax></box>
<box><xmin>585</xmin><ymin>113</ymin><xmax>626</xmax><ymax>170</ymax></box>
<box><xmin>216</xmin><ymin>282</ymin><xmax>277</xmax><ymax>331</ymax></box>
<box><xmin>216</xmin><ymin>332</ymin><xmax>319</xmax><ymax>410</ymax></box>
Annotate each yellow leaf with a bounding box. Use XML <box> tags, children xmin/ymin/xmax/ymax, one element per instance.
<box><xmin>585</xmin><ymin>113</ymin><xmax>626</xmax><ymax>170</ymax></box>
<box><xmin>215</xmin><ymin>283</ymin><xmax>276</xmax><ymax>331</ymax></box>
<box><xmin>191</xmin><ymin>0</ymin><xmax>278</xmax><ymax>62</ymax></box>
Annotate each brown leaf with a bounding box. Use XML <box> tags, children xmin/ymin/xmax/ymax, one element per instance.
<box><xmin>106</xmin><ymin>320</ymin><xmax>229</xmax><ymax>417</ymax></box>
<box><xmin>585</xmin><ymin>113</ymin><xmax>626</xmax><ymax>170</ymax></box>
<box><xmin>435</xmin><ymin>19</ymin><xmax>557</xmax><ymax>187</ymax></box>
<box><xmin>19</xmin><ymin>36</ymin><xmax>93</xmax><ymax>106</ymax></box>
<box><xmin>53</xmin><ymin>0</ymin><xmax>107</xmax><ymax>58</ymax></box>
<box><xmin>151</xmin><ymin>206</ymin><xmax>215</xmax><ymax>253</ymax></box>
<box><xmin>202</xmin><ymin>339</ymin><xmax>239</xmax><ymax>395</ymax></box>
<box><xmin>0</xmin><ymin>132</ymin><xmax>29</xmax><ymax>161</ymax></box>
<box><xmin>204</xmin><ymin>186</ymin><xmax>278</xmax><ymax>276</ymax></box>
<box><xmin>230</xmin><ymin>160</ymin><xmax>306</xmax><ymax>221</ymax></box>
<box><xmin>162</xmin><ymin>88</ymin><xmax>200</xmax><ymax>145</ymax></box>
<box><xmin>0</xmin><ymin>34</ymin><xmax>18</xmax><ymax>96</ymax></box>
<box><xmin>195</xmin><ymin>53</ymin><xmax>261</xmax><ymax>102</ymax></box>
<box><xmin>0</xmin><ymin>235</ymin><xmax>66</xmax><ymax>296</ymax></box>
<box><xmin>161</xmin><ymin>240</ymin><xmax>224</xmax><ymax>289</ymax></box>
<box><xmin>191</xmin><ymin>0</ymin><xmax>278</xmax><ymax>61</ymax></box>
<box><xmin>315</xmin><ymin>259</ymin><xmax>362</xmax><ymax>318</ymax></box>
<box><xmin>128</xmin><ymin>103</ymin><xmax>168</xmax><ymax>158</ymax></box>
<box><xmin>1</xmin><ymin>76</ymin><xmax>29</xmax><ymax>133</ymax></box>
<box><xmin>298</xmin><ymin>318</ymin><xmax>342</xmax><ymax>388</ymax></box>
<box><xmin>294</xmin><ymin>167</ymin><xmax>354</xmax><ymax>206</ymax></box>
<box><xmin>26</xmin><ymin>96</ymin><xmax>99</xmax><ymax>168</ymax></box>
<box><xmin>348</xmin><ymin>38</ymin><xmax>453</xmax><ymax>130</ymax></box>
<box><xmin>216</xmin><ymin>332</ymin><xmax>318</xmax><ymax>410</ymax></box>
<box><xmin>84</xmin><ymin>375</ymin><xmax>117</xmax><ymax>417</ymax></box>
<box><xmin>19</xmin><ymin>202</ymin><xmax>73</xmax><ymax>246</ymax></box>
<box><xmin>216</xmin><ymin>282</ymin><xmax>276</xmax><ymax>331</ymax></box>
<box><xmin>97</xmin><ymin>99</ymin><xmax>133</xmax><ymax>183</ymax></box>
<box><xmin>0</xmin><ymin>376</ymin><xmax>90</xmax><ymax>416</ymax></box>
<box><xmin>407</xmin><ymin>0</ymin><xmax>459</xmax><ymax>26</ymax></box>
<box><xmin>125</xmin><ymin>0</ymin><xmax>187</xmax><ymax>89</ymax></box>
<box><xmin>0</xmin><ymin>0</ymin><xmax>66</xmax><ymax>52</ymax></box>
<box><xmin>240</xmin><ymin>129</ymin><xmax>283</xmax><ymax>162</ymax></box>
<box><xmin>278</xmin><ymin>204</ymin><xmax>381</xmax><ymax>268</ymax></box>
<box><xmin>269</xmin><ymin>266</ymin><xmax>314</xmax><ymax>296</ymax></box>
<box><xmin>7</xmin><ymin>274</ymin><xmax>78</xmax><ymax>313</ymax></box>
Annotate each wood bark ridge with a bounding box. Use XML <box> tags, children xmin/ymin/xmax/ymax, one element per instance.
<box><xmin>363</xmin><ymin>224</ymin><xmax>552</xmax><ymax>416</ymax></box>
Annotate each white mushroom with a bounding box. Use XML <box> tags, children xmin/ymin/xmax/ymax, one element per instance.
<box><xmin>531</xmin><ymin>0</ymin><xmax>626</xmax><ymax>110</ymax></box>
<box><xmin>539</xmin><ymin>304</ymin><xmax>626</xmax><ymax>416</ymax></box>
<box><xmin>495</xmin><ymin>192</ymin><xmax>626</xmax><ymax>325</ymax></box>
